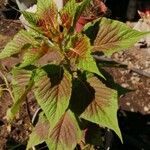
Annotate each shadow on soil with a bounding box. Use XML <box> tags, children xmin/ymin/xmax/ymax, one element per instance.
<box><xmin>5</xmin><ymin>111</ymin><xmax>150</xmax><ymax>150</ymax></box>
<box><xmin>111</xmin><ymin>111</ymin><xmax>150</xmax><ymax>150</ymax></box>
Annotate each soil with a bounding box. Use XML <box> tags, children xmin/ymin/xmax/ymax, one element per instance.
<box><xmin>0</xmin><ymin>14</ymin><xmax>150</xmax><ymax>150</ymax></box>
<box><xmin>0</xmin><ymin>18</ymin><xmax>38</xmax><ymax>150</ymax></box>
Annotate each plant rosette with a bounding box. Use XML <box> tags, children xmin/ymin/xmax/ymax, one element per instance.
<box><xmin>0</xmin><ymin>0</ymin><xmax>149</xmax><ymax>150</ymax></box>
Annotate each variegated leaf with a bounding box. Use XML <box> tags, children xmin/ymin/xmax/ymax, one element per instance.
<box><xmin>84</xmin><ymin>17</ymin><xmax>149</xmax><ymax>56</ymax></box>
<box><xmin>7</xmin><ymin>69</ymin><xmax>34</xmax><ymax>121</ymax></box>
<box><xmin>34</xmin><ymin>65</ymin><xmax>72</xmax><ymax>127</ymax></box>
<box><xmin>81</xmin><ymin>75</ymin><xmax>122</xmax><ymax>141</ymax></box>
<box><xmin>36</xmin><ymin>0</ymin><xmax>60</xmax><ymax>39</ymax></box>
<box><xmin>67</xmin><ymin>34</ymin><xmax>90</xmax><ymax>59</ymax></box>
<box><xmin>46</xmin><ymin>110</ymin><xmax>81</xmax><ymax>150</ymax></box>
<box><xmin>27</xmin><ymin>113</ymin><xmax>50</xmax><ymax>149</ymax></box>
<box><xmin>0</xmin><ymin>30</ymin><xmax>38</xmax><ymax>59</ymax></box>
<box><xmin>12</xmin><ymin>69</ymin><xmax>33</xmax><ymax>101</ymax></box>
<box><xmin>67</xmin><ymin>34</ymin><xmax>103</xmax><ymax>77</ymax></box>
<box><xmin>60</xmin><ymin>0</ymin><xmax>78</xmax><ymax>30</ymax></box>
<box><xmin>74</xmin><ymin>0</ymin><xmax>91</xmax><ymax>25</ymax></box>
<box><xmin>19</xmin><ymin>43</ymin><xmax>50</xmax><ymax>68</ymax></box>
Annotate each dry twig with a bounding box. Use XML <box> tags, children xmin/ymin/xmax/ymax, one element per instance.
<box><xmin>93</xmin><ymin>55</ymin><xmax>150</xmax><ymax>78</ymax></box>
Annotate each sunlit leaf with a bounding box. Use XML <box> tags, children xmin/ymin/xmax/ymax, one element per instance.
<box><xmin>60</xmin><ymin>0</ymin><xmax>78</xmax><ymax>30</ymax></box>
<box><xmin>37</xmin><ymin>0</ymin><xmax>57</xmax><ymax>17</ymax></box>
<box><xmin>81</xmin><ymin>75</ymin><xmax>122</xmax><ymax>141</ymax></box>
<box><xmin>74</xmin><ymin>0</ymin><xmax>91</xmax><ymax>26</ymax></box>
<box><xmin>36</xmin><ymin>0</ymin><xmax>60</xmax><ymax>40</ymax></box>
<box><xmin>22</xmin><ymin>11</ymin><xmax>38</xmax><ymax>26</ymax></box>
<box><xmin>78</xmin><ymin>52</ymin><xmax>104</xmax><ymax>78</ymax></box>
<box><xmin>34</xmin><ymin>65</ymin><xmax>72</xmax><ymax>127</ymax></box>
<box><xmin>36</xmin><ymin>50</ymin><xmax>64</xmax><ymax>66</ymax></box>
<box><xmin>27</xmin><ymin>113</ymin><xmax>50</xmax><ymax>149</ymax></box>
<box><xmin>0</xmin><ymin>30</ymin><xmax>38</xmax><ymax>59</ymax></box>
<box><xmin>19</xmin><ymin>43</ymin><xmax>50</xmax><ymax>68</ymax></box>
<box><xmin>46</xmin><ymin>110</ymin><xmax>82</xmax><ymax>150</ymax></box>
<box><xmin>67</xmin><ymin>34</ymin><xmax>103</xmax><ymax>77</ymax></box>
<box><xmin>67</xmin><ymin>34</ymin><xmax>90</xmax><ymax>59</ymax></box>
<box><xmin>12</xmin><ymin>69</ymin><xmax>33</xmax><ymax>101</ymax></box>
<box><xmin>84</xmin><ymin>17</ymin><xmax>149</xmax><ymax>56</ymax></box>
<box><xmin>7</xmin><ymin>69</ymin><xmax>34</xmax><ymax>121</ymax></box>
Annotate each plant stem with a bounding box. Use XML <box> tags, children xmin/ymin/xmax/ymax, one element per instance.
<box><xmin>0</xmin><ymin>70</ymin><xmax>15</xmax><ymax>101</ymax></box>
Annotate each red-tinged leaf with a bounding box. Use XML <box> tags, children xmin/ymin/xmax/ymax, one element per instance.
<box><xmin>75</xmin><ymin>17</ymin><xmax>92</xmax><ymax>32</ymax></box>
<box><xmin>0</xmin><ymin>30</ymin><xmax>38</xmax><ymax>59</ymax></box>
<box><xmin>12</xmin><ymin>69</ymin><xmax>33</xmax><ymax>101</ymax></box>
<box><xmin>60</xmin><ymin>0</ymin><xmax>78</xmax><ymax>30</ymax></box>
<box><xmin>27</xmin><ymin>113</ymin><xmax>51</xmax><ymax>149</ymax></box>
<box><xmin>75</xmin><ymin>0</ymin><xmax>106</xmax><ymax>32</ymax></box>
<box><xmin>36</xmin><ymin>49</ymin><xmax>64</xmax><ymax>66</ymax></box>
<box><xmin>46</xmin><ymin>110</ymin><xmax>82</xmax><ymax>150</ymax></box>
<box><xmin>67</xmin><ymin>34</ymin><xmax>103</xmax><ymax>77</ymax></box>
<box><xmin>34</xmin><ymin>66</ymin><xmax>72</xmax><ymax>127</ymax></box>
<box><xmin>94</xmin><ymin>0</ymin><xmax>108</xmax><ymax>14</ymax></box>
<box><xmin>67</xmin><ymin>34</ymin><xmax>90</xmax><ymax>60</ymax></box>
<box><xmin>74</xmin><ymin>0</ymin><xmax>91</xmax><ymax>26</ymax></box>
<box><xmin>7</xmin><ymin>69</ymin><xmax>34</xmax><ymax>121</ymax></box>
<box><xmin>36</xmin><ymin>0</ymin><xmax>60</xmax><ymax>40</ymax></box>
<box><xmin>61</xmin><ymin>13</ymin><xmax>72</xmax><ymax>30</ymax></box>
<box><xmin>80</xmin><ymin>76</ymin><xmax>122</xmax><ymax>141</ymax></box>
<box><xmin>84</xmin><ymin>17</ymin><xmax>149</xmax><ymax>56</ymax></box>
<box><xmin>37</xmin><ymin>0</ymin><xmax>57</xmax><ymax>17</ymax></box>
<box><xmin>19</xmin><ymin>43</ymin><xmax>50</xmax><ymax>68</ymax></box>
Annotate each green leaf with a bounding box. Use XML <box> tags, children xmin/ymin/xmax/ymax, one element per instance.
<box><xmin>46</xmin><ymin>110</ymin><xmax>82</xmax><ymax>150</ymax></box>
<box><xmin>19</xmin><ymin>43</ymin><xmax>50</xmax><ymax>68</ymax></box>
<box><xmin>80</xmin><ymin>75</ymin><xmax>122</xmax><ymax>141</ymax></box>
<box><xmin>27</xmin><ymin>113</ymin><xmax>50</xmax><ymax>150</ymax></box>
<box><xmin>78</xmin><ymin>52</ymin><xmax>104</xmax><ymax>78</ymax></box>
<box><xmin>60</xmin><ymin>0</ymin><xmax>78</xmax><ymax>30</ymax></box>
<box><xmin>74</xmin><ymin>0</ymin><xmax>91</xmax><ymax>25</ymax></box>
<box><xmin>36</xmin><ymin>50</ymin><xmax>64</xmax><ymax>67</ymax></box>
<box><xmin>22</xmin><ymin>11</ymin><xmax>38</xmax><ymax>26</ymax></box>
<box><xmin>0</xmin><ymin>30</ymin><xmax>38</xmax><ymax>59</ymax></box>
<box><xmin>7</xmin><ymin>69</ymin><xmax>34</xmax><ymax>121</ymax></box>
<box><xmin>67</xmin><ymin>34</ymin><xmax>90</xmax><ymax>59</ymax></box>
<box><xmin>34</xmin><ymin>65</ymin><xmax>72</xmax><ymax>127</ymax></box>
<box><xmin>84</xmin><ymin>17</ymin><xmax>149</xmax><ymax>56</ymax></box>
<box><xmin>37</xmin><ymin>0</ymin><xmax>57</xmax><ymax>16</ymax></box>
<box><xmin>12</xmin><ymin>69</ymin><xmax>33</xmax><ymax>101</ymax></box>
<box><xmin>67</xmin><ymin>34</ymin><xmax>103</xmax><ymax>77</ymax></box>
<box><xmin>36</xmin><ymin>0</ymin><xmax>60</xmax><ymax>40</ymax></box>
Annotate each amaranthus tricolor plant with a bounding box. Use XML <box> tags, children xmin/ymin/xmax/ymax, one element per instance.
<box><xmin>0</xmin><ymin>0</ymin><xmax>148</xmax><ymax>149</ymax></box>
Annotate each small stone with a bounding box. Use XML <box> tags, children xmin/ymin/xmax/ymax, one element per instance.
<box><xmin>131</xmin><ymin>76</ymin><xmax>140</xmax><ymax>84</ymax></box>
<box><xmin>126</xmin><ymin>102</ymin><xmax>131</xmax><ymax>106</ymax></box>
<box><xmin>130</xmin><ymin>108</ymin><xmax>134</xmax><ymax>112</ymax></box>
<box><xmin>144</xmin><ymin>106</ymin><xmax>149</xmax><ymax>112</ymax></box>
<box><xmin>7</xmin><ymin>125</ymin><xmax>11</xmax><ymax>132</ymax></box>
